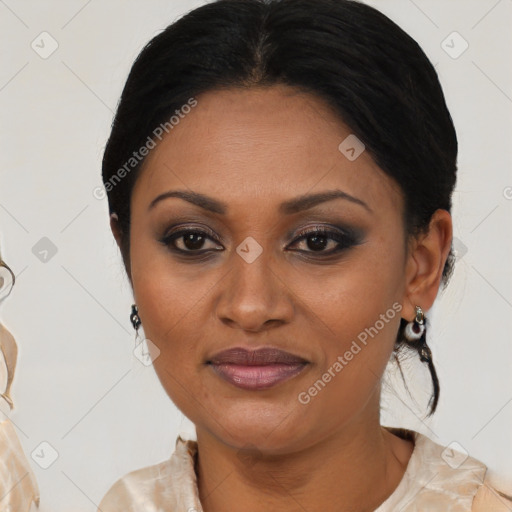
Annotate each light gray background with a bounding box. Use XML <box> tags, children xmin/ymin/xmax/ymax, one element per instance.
<box><xmin>1</xmin><ymin>0</ymin><xmax>511</xmax><ymax>510</ymax></box>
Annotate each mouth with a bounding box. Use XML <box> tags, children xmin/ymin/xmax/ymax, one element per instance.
<box><xmin>206</xmin><ymin>347</ymin><xmax>309</xmax><ymax>390</ymax></box>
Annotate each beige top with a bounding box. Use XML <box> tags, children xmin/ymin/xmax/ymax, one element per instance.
<box><xmin>98</xmin><ymin>427</ymin><xmax>512</xmax><ymax>512</ymax></box>
<box><xmin>0</xmin><ymin>419</ymin><xmax>40</xmax><ymax>511</ymax></box>
<box><xmin>0</xmin><ymin>321</ymin><xmax>40</xmax><ymax>511</ymax></box>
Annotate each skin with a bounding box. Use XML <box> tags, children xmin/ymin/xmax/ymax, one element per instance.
<box><xmin>111</xmin><ymin>85</ymin><xmax>452</xmax><ymax>512</ymax></box>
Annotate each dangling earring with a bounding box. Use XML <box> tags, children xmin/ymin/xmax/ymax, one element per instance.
<box><xmin>402</xmin><ymin>305</ymin><xmax>440</xmax><ymax>415</ymax></box>
<box><xmin>130</xmin><ymin>304</ymin><xmax>142</xmax><ymax>344</ymax></box>
<box><xmin>404</xmin><ymin>305</ymin><xmax>432</xmax><ymax>363</ymax></box>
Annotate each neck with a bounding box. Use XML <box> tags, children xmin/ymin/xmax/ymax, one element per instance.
<box><xmin>195</xmin><ymin>401</ymin><xmax>414</xmax><ymax>512</ymax></box>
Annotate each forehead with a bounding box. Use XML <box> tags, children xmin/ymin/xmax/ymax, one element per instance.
<box><xmin>132</xmin><ymin>85</ymin><xmax>402</xmax><ymax>217</ymax></box>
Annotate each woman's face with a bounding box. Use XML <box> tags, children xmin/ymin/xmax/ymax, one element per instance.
<box><xmin>127</xmin><ymin>85</ymin><xmax>412</xmax><ymax>453</ymax></box>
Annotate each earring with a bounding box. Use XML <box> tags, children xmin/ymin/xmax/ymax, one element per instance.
<box><xmin>130</xmin><ymin>304</ymin><xmax>141</xmax><ymax>330</ymax></box>
<box><xmin>404</xmin><ymin>305</ymin><xmax>432</xmax><ymax>363</ymax></box>
<box><xmin>130</xmin><ymin>303</ymin><xmax>141</xmax><ymax>331</ymax></box>
<box><xmin>130</xmin><ymin>304</ymin><xmax>142</xmax><ymax>345</ymax></box>
<box><xmin>404</xmin><ymin>305</ymin><xmax>425</xmax><ymax>340</ymax></box>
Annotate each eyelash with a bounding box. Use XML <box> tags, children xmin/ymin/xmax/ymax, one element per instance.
<box><xmin>159</xmin><ymin>224</ymin><xmax>361</xmax><ymax>259</ymax></box>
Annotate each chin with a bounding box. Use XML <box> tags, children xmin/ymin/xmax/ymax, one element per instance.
<box><xmin>201</xmin><ymin>405</ymin><xmax>312</xmax><ymax>454</ymax></box>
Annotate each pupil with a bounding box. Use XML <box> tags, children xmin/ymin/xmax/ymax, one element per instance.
<box><xmin>307</xmin><ymin>234</ymin><xmax>327</xmax><ymax>251</ymax></box>
<box><xmin>184</xmin><ymin>233</ymin><xmax>204</xmax><ymax>250</ymax></box>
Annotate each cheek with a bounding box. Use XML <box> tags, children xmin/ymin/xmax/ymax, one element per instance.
<box><xmin>291</xmin><ymin>231</ymin><xmax>405</xmax><ymax>342</ymax></box>
<box><xmin>130</xmin><ymin>224</ymin><xmax>210</xmax><ymax>337</ymax></box>
<box><xmin>129</xmin><ymin>234</ymin><xmax>206</xmax><ymax>373</ymax></box>
<box><xmin>132</xmin><ymin>264</ymin><xmax>208</xmax><ymax>414</ymax></box>
<box><xmin>291</xmin><ymin>234</ymin><xmax>405</xmax><ymax>400</ymax></box>
<box><xmin>132</xmin><ymin>268</ymin><xmax>208</xmax><ymax>364</ymax></box>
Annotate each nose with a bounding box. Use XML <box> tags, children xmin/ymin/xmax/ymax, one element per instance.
<box><xmin>215</xmin><ymin>245</ymin><xmax>294</xmax><ymax>333</ymax></box>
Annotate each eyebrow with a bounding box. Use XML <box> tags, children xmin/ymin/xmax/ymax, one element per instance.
<box><xmin>148</xmin><ymin>189</ymin><xmax>372</xmax><ymax>215</ymax></box>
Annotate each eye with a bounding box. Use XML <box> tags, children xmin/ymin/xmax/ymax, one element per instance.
<box><xmin>159</xmin><ymin>224</ymin><xmax>362</xmax><ymax>258</ymax></box>
<box><xmin>288</xmin><ymin>225</ymin><xmax>360</xmax><ymax>255</ymax></box>
<box><xmin>160</xmin><ymin>227</ymin><xmax>223</xmax><ymax>254</ymax></box>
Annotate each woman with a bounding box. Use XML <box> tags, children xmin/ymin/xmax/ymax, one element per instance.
<box><xmin>97</xmin><ymin>0</ymin><xmax>512</xmax><ymax>510</ymax></box>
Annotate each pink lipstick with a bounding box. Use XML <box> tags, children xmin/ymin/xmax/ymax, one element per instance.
<box><xmin>207</xmin><ymin>347</ymin><xmax>308</xmax><ymax>390</ymax></box>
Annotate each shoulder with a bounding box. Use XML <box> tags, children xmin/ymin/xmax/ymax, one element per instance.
<box><xmin>97</xmin><ymin>459</ymin><xmax>174</xmax><ymax>512</ymax></box>
<box><xmin>408</xmin><ymin>430</ymin><xmax>512</xmax><ymax>511</ymax></box>
<box><xmin>472</xmin><ymin>472</ymin><xmax>512</xmax><ymax>512</ymax></box>
<box><xmin>383</xmin><ymin>427</ymin><xmax>510</xmax><ymax>511</ymax></box>
<box><xmin>97</xmin><ymin>436</ymin><xmax>200</xmax><ymax>512</ymax></box>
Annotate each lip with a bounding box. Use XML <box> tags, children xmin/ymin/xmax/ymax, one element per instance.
<box><xmin>206</xmin><ymin>347</ymin><xmax>309</xmax><ymax>390</ymax></box>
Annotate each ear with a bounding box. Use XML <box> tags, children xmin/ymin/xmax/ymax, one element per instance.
<box><xmin>110</xmin><ymin>213</ymin><xmax>123</xmax><ymax>250</ymax></box>
<box><xmin>402</xmin><ymin>209</ymin><xmax>453</xmax><ymax>320</ymax></box>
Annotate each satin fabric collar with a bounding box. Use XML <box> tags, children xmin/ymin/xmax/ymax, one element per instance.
<box><xmin>98</xmin><ymin>428</ymin><xmax>490</xmax><ymax>512</ymax></box>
